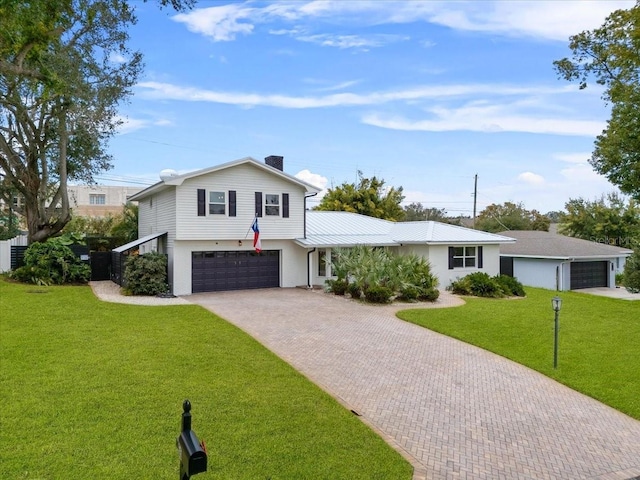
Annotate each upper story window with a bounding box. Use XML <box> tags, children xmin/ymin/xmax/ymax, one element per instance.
<box><xmin>209</xmin><ymin>191</ymin><xmax>226</xmax><ymax>215</ymax></box>
<box><xmin>89</xmin><ymin>194</ymin><xmax>106</xmax><ymax>205</ymax></box>
<box><xmin>265</xmin><ymin>194</ymin><xmax>279</xmax><ymax>216</ymax></box>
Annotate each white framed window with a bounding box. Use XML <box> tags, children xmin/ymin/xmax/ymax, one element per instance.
<box><xmin>89</xmin><ymin>194</ymin><xmax>106</xmax><ymax>205</ymax></box>
<box><xmin>209</xmin><ymin>191</ymin><xmax>225</xmax><ymax>215</ymax></box>
<box><xmin>453</xmin><ymin>246</ymin><xmax>476</xmax><ymax>268</ymax></box>
<box><xmin>265</xmin><ymin>194</ymin><xmax>279</xmax><ymax>216</ymax></box>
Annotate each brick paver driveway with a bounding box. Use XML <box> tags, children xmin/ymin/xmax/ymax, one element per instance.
<box><xmin>188</xmin><ymin>288</ymin><xmax>640</xmax><ymax>480</ymax></box>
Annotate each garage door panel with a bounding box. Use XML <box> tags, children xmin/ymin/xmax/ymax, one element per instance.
<box><xmin>570</xmin><ymin>261</ymin><xmax>608</xmax><ymax>289</ymax></box>
<box><xmin>192</xmin><ymin>250</ymin><xmax>280</xmax><ymax>293</ymax></box>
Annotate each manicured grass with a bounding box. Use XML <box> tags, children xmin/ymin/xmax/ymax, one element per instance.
<box><xmin>397</xmin><ymin>287</ymin><xmax>640</xmax><ymax>420</ymax></box>
<box><xmin>0</xmin><ymin>279</ymin><xmax>412</xmax><ymax>479</ymax></box>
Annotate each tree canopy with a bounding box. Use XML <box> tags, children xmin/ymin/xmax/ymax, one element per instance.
<box><xmin>0</xmin><ymin>0</ymin><xmax>192</xmax><ymax>244</ymax></box>
<box><xmin>554</xmin><ymin>1</ymin><xmax>640</xmax><ymax>200</ymax></box>
<box><xmin>559</xmin><ymin>193</ymin><xmax>639</xmax><ymax>249</ymax></box>
<box><xmin>403</xmin><ymin>202</ymin><xmax>447</xmax><ymax>222</ymax></box>
<box><xmin>314</xmin><ymin>171</ymin><xmax>406</xmax><ymax>221</ymax></box>
<box><xmin>475</xmin><ymin>202</ymin><xmax>550</xmax><ymax>233</ymax></box>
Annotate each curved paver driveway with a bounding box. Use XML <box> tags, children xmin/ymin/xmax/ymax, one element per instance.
<box><xmin>188</xmin><ymin>288</ymin><xmax>640</xmax><ymax>480</ymax></box>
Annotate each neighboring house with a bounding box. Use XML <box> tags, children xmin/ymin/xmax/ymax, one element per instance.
<box><xmin>498</xmin><ymin>230</ymin><xmax>633</xmax><ymax>291</ymax></box>
<box><xmin>127</xmin><ymin>156</ymin><xmax>515</xmax><ymax>296</ymax></box>
<box><xmin>68</xmin><ymin>185</ymin><xmax>142</xmax><ymax>217</ymax></box>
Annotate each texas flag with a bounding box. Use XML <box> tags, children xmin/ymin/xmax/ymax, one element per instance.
<box><xmin>251</xmin><ymin>218</ymin><xmax>262</xmax><ymax>253</ymax></box>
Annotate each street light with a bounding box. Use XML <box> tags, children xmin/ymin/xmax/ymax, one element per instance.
<box><xmin>552</xmin><ymin>296</ymin><xmax>562</xmax><ymax>369</ymax></box>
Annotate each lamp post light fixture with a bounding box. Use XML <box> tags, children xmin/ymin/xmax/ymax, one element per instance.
<box><xmin>552</xmin><ymin>296</ymin><xmax>562</xmax><ymax>369</ymax></box>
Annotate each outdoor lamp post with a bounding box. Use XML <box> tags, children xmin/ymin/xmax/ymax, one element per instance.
<box><xmin>552</xmin><ymin>296</ymin><xmax>562</xmax><ymax>369</ymax></box>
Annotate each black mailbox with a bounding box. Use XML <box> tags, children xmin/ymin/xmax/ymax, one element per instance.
<box><xmin>177</xmin><ymin>400</ymin><xmax>207</xmax><ymax>480</ymax></box>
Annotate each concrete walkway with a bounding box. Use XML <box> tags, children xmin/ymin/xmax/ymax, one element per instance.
<box><xmin>187</xmin><ymin>288</ymin><xmax>640</xmax><ymax>480</ymax></box>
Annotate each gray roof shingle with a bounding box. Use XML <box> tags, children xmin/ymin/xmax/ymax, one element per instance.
<box><xmin>498</xmin><ymin>230</ymin><xmax>633</xmax><ymax>259</ymax></box>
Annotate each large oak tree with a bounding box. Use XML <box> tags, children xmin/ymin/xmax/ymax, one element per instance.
<box><xmin>0</xmin><ymin>0</ymin><xmax>192</xmax><ymax>244</ymax></box>
<box><xmin>554</xmin><ymin>1</ymin><xmax>640</xmax><ymax>200</ymax></box>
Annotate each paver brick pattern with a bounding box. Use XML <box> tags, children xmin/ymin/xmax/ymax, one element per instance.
<box><xmin>188</xmin><ymin>288</ymin><xmax>640</xmax><ymax>480</ymax></box>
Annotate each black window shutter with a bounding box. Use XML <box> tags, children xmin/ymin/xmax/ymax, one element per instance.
<box><xmin>477</xmin><ymin>246</ymin><xmax>483</xmax><ymax>269</ymax></box>
<box><xmin>229</xmin><ymin>190</ymin><xmax>236</xmax><ymax>217</ymax></box>
<box><xmin>197</xmin><ymin>189</ymin><xmax>206</xmax><ymax>216</ymax></box>
<box><xmin>254</xmin><ymin>192</ymin><xmax>262</xmax><ymax>217</ymax></box>
<box><xmin>448</xmin><ymin>247</ymin><xmax>455</xmax><ymax>270</ymax></box>
<box><xmin>282</xmin><ymin>193</ymin><xmax>289</xmax><ymax>218</ymax></box>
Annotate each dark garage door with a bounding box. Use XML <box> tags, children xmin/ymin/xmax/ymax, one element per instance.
<box><xmin>570</xmin><ymin>261</ymin><xmax>608</xmax><ymax>289</ymax></box>
<box><xmin>192</xmin><ymin>250</ymin><xmax>280</xmax><ymax>293</ymax></box>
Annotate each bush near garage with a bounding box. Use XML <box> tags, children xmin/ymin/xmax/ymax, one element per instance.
<box><xmin>623</xmin><ymin>248</ymin><xmax>640</xmax><ymax>293</ymax></box>
<box><xmin>123</xmin><ymin>252</ymin><xmax>168</xmax><ymax>295</ymax></box>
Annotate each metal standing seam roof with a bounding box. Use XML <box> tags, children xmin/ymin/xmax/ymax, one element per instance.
<box><xmin>295</xmin><ymin>211</ymin><xmax>516</xmax><ymax>247</ymax></box>
<box><xmin>113</xmin><ymin>232</ymin><xmax>167</xmax><ymax>253</ymax></box>
<box><xmin>498</xmin><ymin>230</ymin><xmax>633</xmax><ymax>258</ymax></box>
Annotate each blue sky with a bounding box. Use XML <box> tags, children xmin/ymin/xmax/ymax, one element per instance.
<box><xmin>103</xmin><ymin>0</ymin><xmax>634</xmax><ymax>216</ymax></box>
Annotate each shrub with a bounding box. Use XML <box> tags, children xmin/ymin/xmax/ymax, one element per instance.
<box><xmin>448</xmin><ymin>272</ymin><xmax>510</xmax><ymax>298</ymax></box>
<box><xmin>495</xmin><ymin>275</ymin><xmax>526</xmax><ymax>297</ymax></box>
<box><xmin>123</xmin><ymin>252</ymin><xmax>168</xmax><ymax>295</ymax></box>
<box><xmin>398</xmin><ymin>284</ymin><xmax>420</xmax><ymax>301</ymax></box>
<box><xmin>326</xmin><ymin>278</ymin><xmax>348</xmax><ymax>296</ymax></box>
<box><xmin>615</xmin><ymin>272</ymin><xmax>625</xmax><ymax>287</ymax></box>
<box><xmin>419</xmin><ymin>287</ymin><xmax>440</xmax><ymax>302</ymax></box>
<box><xmin>10</xmin><ymin>238</ymin><xmax>90</xmax><ymax>285</ymax></box>
<box><xmin>330</xmin><ymin>247</ymin><xmax>440</xmax><ymax>304</ymax></box>
<box><xmin>624</xmin><ymin>250</ymin><xmax>640</xmax><ymax>293</ymax></box>
<box><xmin>347</xmin><ymin>281</ymin><xmax>362</xmax><ymax>299</ymax></box>
<box><xmin>363</xmin><ymin>285</ymin><xmax>393</xmax><ymax>304</ymax></box>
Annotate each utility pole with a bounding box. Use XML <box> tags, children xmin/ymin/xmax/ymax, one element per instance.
<box><xmin>472</xmin><ymin>174</ymin><xmax>478</xmax><ymax>228</ymax></box>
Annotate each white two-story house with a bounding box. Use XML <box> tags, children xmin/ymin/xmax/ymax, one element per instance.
<box><xmin>127</xmin><ymin>156</ymin><xmax>515</xmax><ymax>296</ymax></box>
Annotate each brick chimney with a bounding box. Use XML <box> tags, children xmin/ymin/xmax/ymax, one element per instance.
<box><xmin>265</xmin><ymin>155</ymin><xmax>284</xmax><ymax>171</ymax></box>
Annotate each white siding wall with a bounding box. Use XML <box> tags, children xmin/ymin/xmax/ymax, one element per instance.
<box><xmin>513</xmin><ymin>258</ymin><xmax>563</xmax><ymax>291</ymax></box>
<box><xmin>422</xmin><ymin>244</ymin><xmax>501</xmax><ymax>289</ymax></box>
<box><xmin>137</xmin><ymin>188</ymin><xmax>176</xmax><ymax>253</ymax></box>
<box><xmin>172</xmin><ymin>239</ymin><xmax>307</xmax><ymax>296</ymax></box>
<box><xmin>175</xmin><ymin>164</ymin><xmax>306</xmax><ymax>241</ymax></box>
<box><xmin>311</xmin><ymin>243</ymin><xmax>502</xmax><ymax>290</ymax></box>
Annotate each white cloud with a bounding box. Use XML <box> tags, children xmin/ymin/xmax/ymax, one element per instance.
<box><xmin>172</xmin><ymin>4</ymin><xmax>254</xmax><ymax>41</ymax></box>
<box><xmin>422</xmin><ymin>1</ymin><xmax>635</xmax><ymax>41</ymax></box>
<box><xmin>171</xmin><ymin>1</ymin><xmax>634</xmax><ymax>44</ymax></box>
<box><xmin>553</xmin><ymin>152</ymin><xmax>592</xmax><ymax>164</ymax></box>
<box><xmin>295</xmin><ymin>169</ymin><xmax>328</xmax><ymax>201</ymax></box>
<box><xmin>517</xmin><ymin>172</ymin><xmax>545</xmax><ymax>186</ymax></box>
<box><xmin>115</xmin><ymin>115</ymin><xmax>173</xmax><ymax>134</ymax></box>
<box><xmin>136</xmin><ymin>81</ymin><xmax>575</xmax><ymax>109</ymax></box>
<box><xmin>109</xmin><ymin>52</ymin><xmax>127</xmax><ymax>64</ymax></box>
<box><xmin>296</xmin><ymin>33</ymin><xmax>408</xmax><ymax>50</ymax></box>
<box><xmin>362</xmin><ymin>105</ymin><xmax>604</xmax><ymax>137</ymax></box>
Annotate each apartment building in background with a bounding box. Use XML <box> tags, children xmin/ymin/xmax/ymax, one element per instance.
<box><xmin>68</xmin><ymin>185</ymin><xmax>143</xmax><ymax>217</ymax></box>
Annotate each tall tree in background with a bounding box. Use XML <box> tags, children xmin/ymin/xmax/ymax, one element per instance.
<box><xmin>0</xmin><ymin>0</ymin><xmax>193</xmax><ymax>244</ymax></box>
<box><xmin>554</xmin><ymin>2</ymin><xmax>640</xmax><ymax>200</ymax></box>
<box><xmin>475</xmin><ymin>202</ymin><xmax>550</xmax><ymax>233</ymax></box>
<box><xmin>315</xmin><ymin>171</ymin><xmax>405</xmax><ymax>221</ymax></box>
<box><xmin>559</xmin><ymin>193</ymin><xmax>639</xmax><ymax>248</ymax></box>
<box><xmin>403</xmin><ymin>202</ymin><xmax>448</xmax><ymax>222</ymax></box>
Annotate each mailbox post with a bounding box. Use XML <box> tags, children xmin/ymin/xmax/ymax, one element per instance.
<box><xmin>177</xmin><ymin>400</ymin><xmax>207</xmax><ymax>480</ymax></box>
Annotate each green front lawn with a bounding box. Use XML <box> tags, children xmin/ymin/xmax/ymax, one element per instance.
<box><xmin>0</xmin><ymin>279</ymin><xmax>412</xmax><ymax>479</ymax></box>
<box><xmin>397</xmin><ymin>287</ymin><xmax>640</xmax><ymax>420</ymax></box>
